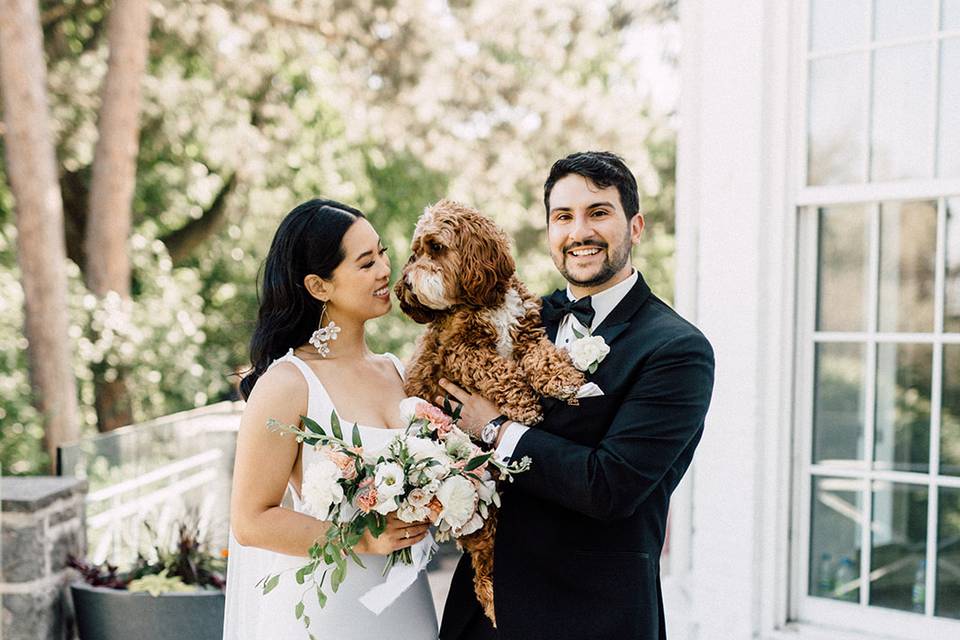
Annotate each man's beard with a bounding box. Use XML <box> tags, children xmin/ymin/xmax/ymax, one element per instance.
<box><xmin>557</xmin><ymin>237</ymin><xmax>632</xmax><ymax>288</ymax></box>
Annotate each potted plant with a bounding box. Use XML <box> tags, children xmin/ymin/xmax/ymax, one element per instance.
<box><xmin>68</xmin><ymin>519</ymin><xmax>226</xmax><ymax>640</ymax></box>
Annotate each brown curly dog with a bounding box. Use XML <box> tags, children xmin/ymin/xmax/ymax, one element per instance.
<box><xmin>394</xmin><ymin>198</ymin><xmax>585</xmax><ymax>625</ymax></box>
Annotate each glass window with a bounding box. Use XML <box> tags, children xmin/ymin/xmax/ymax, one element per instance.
<box><xmin>808</xmin><ymin>55</ymin><xmax>869</xmax><ymax>185</ymax></box>
<box><xmin>944</xmin><ymin>0</ymin><xmax>960</xmax><ymax>30</ymax></box>
<box><xmin>947</xmin><ymin>199</ymin><xmax>960</xmax><ymax>332</ymax></box>
<box><xmin>810</xmin><ymin>0</ymin><xmax>870</xmax><ymax>51</ymax></box>
<box><xmin>814</xmin><ymin>343</ymin><xmax>868</xmax><ymax>466</ymax></box>
<box><xmin>869</xmin><ymin>482</ymin><xmax>929</xmax><ymax>612</ymax></box>
<box><xmin>874</xmin><ymin>0</ymin><xmax>935</xmax><ymax>41</ymax></box>
<box><xmin>817</xmin><ymin>205</ymin><xmax>871</xmax><ymax>331</ymax></box>
<box><xmin>874</xmin><ymin>343</ymin><xmax>932</xmax><ymax>473</ymax></box>
<box><xmin>940</xmin><ymin>39</ymin><xmax>960</xmax><ymax>178</ymax></box>
<box><xmin>943</xmin><ymin>345</ymin><xmax>960</xmax><ymax>477</ymax></box>
<box><xmin>871</xmin><ymin>44</ymin><xmax>935</xmax><ymax>181</ymax></box>
<box><xmin>877</xmin><ymin>201</ymin><xmax>938</xmax><ymax>333</ymax></box>
<box><xmin>809</xmin><ymin>476</ymin><xmax>864</xmax><ymax>601</ymax></box>
<box><xmin>937</xmin><ymin>487</ymin><xmax>960</xmax><ymax>618</ymax></box>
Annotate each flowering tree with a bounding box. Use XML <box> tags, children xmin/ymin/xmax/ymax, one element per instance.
<box><xmin>0</xmin><ymin>0</ymin><xmax>679</xmax><ymax>473</ymax></box>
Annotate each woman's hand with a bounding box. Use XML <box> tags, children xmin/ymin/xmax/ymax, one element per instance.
<box><xmin>354</xmin><ymin>512</ymin><xmax>430</xmax><ymax>555</ymax></box>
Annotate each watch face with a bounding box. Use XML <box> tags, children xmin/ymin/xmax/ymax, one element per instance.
<box><xmin>481</xmin><ymin>422</ymin><xmax>496</xmax><ymax>444</ymax></box>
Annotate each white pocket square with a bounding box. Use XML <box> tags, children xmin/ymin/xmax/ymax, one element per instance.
<box><xmin>576</xmin><ymin>382</ymin><xmax>604</xmax><ymax>398</ymax></box>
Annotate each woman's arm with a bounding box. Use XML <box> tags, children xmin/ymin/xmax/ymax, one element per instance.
<box><xmin>229</xmin><ymin>363</ymin><xmax>428</xmax><ymax>556</ymax></box>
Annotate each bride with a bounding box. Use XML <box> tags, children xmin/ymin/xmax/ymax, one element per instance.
<box><xmin>223</xmin><ymin>199</ymin><xmax>438</xmax><ymax>639</ymax></box>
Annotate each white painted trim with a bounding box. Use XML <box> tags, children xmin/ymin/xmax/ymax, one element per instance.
<box><xmin>814</xmin><ymin>332</ymin><xmax>960</xmax><ymax>342</ymax></box>
<box><xmin>798</xmin><ymin>180</ymin><xmax>960</xmax><ymax>205</ymax></box>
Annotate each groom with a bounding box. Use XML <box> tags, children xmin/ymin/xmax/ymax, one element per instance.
<box><xmin>436</xmin><ymin>151</ymin><xmax>715</xmax><ymax>640</ymax></box>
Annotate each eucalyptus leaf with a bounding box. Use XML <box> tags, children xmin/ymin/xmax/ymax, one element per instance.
<box><xmin>263</xmin><ymin>574</ymin><xmax>280</xmax><ymax>595</ymax></box>
<box><xmin>352</xmin><ymin>423</ymin><xmax>362</xmax><ymax>447</ymax></box>
<box><xmin>464</xmin><ymin>452</ymin><xmax>493</xmax><ymax>471</ymax></box>
<box><xmin>330</xmin><ymin>411</ymin><xmax>343</xmax><ymax>440</ymax></box>
<box><xmin>295</xmin><ymin>601</ymin><xmax>304</xmax><ymax>619</ymax></box>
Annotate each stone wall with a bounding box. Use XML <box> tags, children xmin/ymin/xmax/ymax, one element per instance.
<box><xmin>1</xmin><ymin>477</ymin><xmax>87</xmax><ymax>640</ymax></box>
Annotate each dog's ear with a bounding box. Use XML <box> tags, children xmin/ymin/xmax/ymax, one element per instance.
<box><xmin>458</xmin><ymin>218</ymin><xmax>515</xmax><ymax>308</ymax></box>
<box><xmin>393</xmin><ymin>277</ymin><xmax>441</xmax><ymax>324</ymax></box>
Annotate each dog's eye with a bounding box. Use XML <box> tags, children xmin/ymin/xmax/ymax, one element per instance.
<box><xmin>428</xmin><ymin>241</ymin><xmax>444</xmax><ymax>254</ymax></box>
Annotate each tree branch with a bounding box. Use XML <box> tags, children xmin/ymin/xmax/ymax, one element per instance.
<box><xmin>160</xmin><ymin>172</ymin><xmax>237</xmax><ymax>265</ymax></box>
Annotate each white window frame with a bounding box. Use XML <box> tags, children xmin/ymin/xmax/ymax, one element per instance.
<box><xmin>789</xmin><ymin>2</ymin><xmax>960</xmax><ymax>639</ymax></box>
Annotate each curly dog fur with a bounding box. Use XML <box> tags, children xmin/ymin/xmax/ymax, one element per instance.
<box><xmin>394</xmin><ymin>199</ymin><xmax>585</xmax><ymax>624</ymax></box>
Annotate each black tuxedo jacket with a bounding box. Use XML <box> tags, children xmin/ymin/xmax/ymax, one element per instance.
<box><xmin>439</xmin><ymin>274</ymin><xmax>715</xmax><ymax>640</ymax></box>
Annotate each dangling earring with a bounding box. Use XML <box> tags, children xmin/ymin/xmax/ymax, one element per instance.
<box><xmin>309</xmin><ymin>303</ymin><xmax>341</xmax><ymax>358</ymax></box>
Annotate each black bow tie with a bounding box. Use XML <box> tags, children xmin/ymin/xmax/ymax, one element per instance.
<box><xmin>542</xmin><ymin>290</ymin><xmax>595</xmax><ymax>328</ymax></box>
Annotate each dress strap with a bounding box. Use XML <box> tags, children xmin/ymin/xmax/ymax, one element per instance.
<box><xmin>266</xmin><ymin>349</ymin><xmax>333</xmax><ymax>421</ymax></box>
<box><xmin>383</xmin><ymin>353</ymin><xmax>406</xmax><ymax>381</ymax></box>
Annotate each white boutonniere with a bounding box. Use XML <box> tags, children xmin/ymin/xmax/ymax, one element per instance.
<box><xmin>567</xmin><ymin>328</ymin><xmax>610</xmax><ymax>374</ymax></box>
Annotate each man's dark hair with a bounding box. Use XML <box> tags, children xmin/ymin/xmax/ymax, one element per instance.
<box><xmin>543</xmin><ymin>151</ymin><xmax>640</xmax><ymax>220</ymax></box>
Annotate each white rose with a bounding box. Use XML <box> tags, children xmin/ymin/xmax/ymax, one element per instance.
<box><xmin>374</xmin><ymin>462</ymin><xmax>406</xmax><ymax>499</ymax></box>
<box><xmin>301</xmin><ymin>458</ymin><xmax>344</xmax><ymax>520</ymax></box>
<box><xmin>396</xmin><ymin>500</ymin><xmax>432</xmax><ymax>523</ymax></box>
<box><xmin>373</xmin><ymin>495</ymin><xmax>398</xmax><ymax>515</ymax></box>
<box><xmin>405</xmin><ymin>435</ymin><xmax>449</xmax><ymax>462</ymax></box>
<box><xmin>407</xmin><ymin>487</ymin><xmax>433</xmax><ymax>508</ymax></box>
<box><xmin>399</xmin><ymin>397</ymin><xmax>428</xmax><ymax>424</ymax></box>
<box><xmin>457</xmin><ymin>512</ymin><xmax>484</xmax><ymax>537</ymax></box>
<box><xmin>435</xmin><ymin>475</ymin><xmax>478</xmax><ymax>531</ymax></box>
<box><xmin>567</xmin><ymin>335</ymin><xmax>611</xmax><ymax>372</ymax></box>
<box><xmin>444</xmin><ymin>426</ymin><xmax>475</xmax><ymax>461</ymax></box>
<box><xmin>476</xmin><ymin>479</ymin><xmax>497</xmax><ymax>505</ymax></box>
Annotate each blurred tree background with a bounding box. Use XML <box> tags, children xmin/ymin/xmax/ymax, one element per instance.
<box><xmin>0</xmin><ymin>0</ymin><xmax>679</xmax><ymax>474</ymax></box>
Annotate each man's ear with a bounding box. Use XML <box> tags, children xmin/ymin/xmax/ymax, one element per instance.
<box><xmin>304</xmin><ymin>274</ymin><xmax>332</xmax><ymax>302</ymax></box>
<box><xmin>630</xmin><ymin>213</ymin><xmax>645</xmax><ymax>245</ymax></box>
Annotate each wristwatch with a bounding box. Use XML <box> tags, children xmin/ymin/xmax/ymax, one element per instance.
<box><xmin>480</xmin><ymin>415</ymin><xmax>510</xmax><ymax>446</ymax></box>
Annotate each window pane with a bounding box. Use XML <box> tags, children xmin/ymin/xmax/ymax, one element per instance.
<box><xmin>869</xmin><ymin>482</ymin><xmax>928</xmax><ymax>612</ymax></box>
<box><xmin>878</xmin><ymin>201</ymin><xmax>937</xmax><ymax>333</ymax></box>
<box><xmin>871</xmin><ymin>44</ymin><xmax>935</xmax><ymax>181</ymax></box>
<box><xmin>947</xmin><ymin>199</ymin><xmax>960</xmax><ymax>332</ymax></box>
<box><xmin>875</xmin><ymin>343</ymin><xmax>932</xmax><ymax>473</ymax></box>
<box><xmin>940</xmin><ymin>39</ymin><xmax>960</xmax><ymax>178</ymax></box>
<box><xmin>937</xmin><ymin>487</ymin><xmax>960</xmax><ymax>618</ymax></box>
<box><xmin>814</xmin><ymin>343</ymin><xmax>867</xmax><ymax>466</ymax></box>
<box><xmin>810</xmin><ymin>476</ymin><xmax>864</xmax><ymax>602</ymax></box>
<box><xmin>944</xmin><ymin>0</ymin><xmax>960</xmax><ymax>30</ymax></box>
<box><xmin>817</xmin><ymin>205</ymin><xmax>871</xmax><ymax>331</ymax></box>
<box><xmin>808</xmin><ymin>55</ymin><xmax>868</xmax><ymax>185</ymax></box>
<box><xmin>874</xmin><ymin>0</ymin><xmax>935</xmax><ymax>41</ymax></box>
<box><xmin>810</xmin><ymin>0</ymin><xmax>870</xmax><ymax>50</ymax></box>
<box><xmin>943</xmin><ymin>345</ymin><xmax>960</xmax><ymax>476</ymax></box>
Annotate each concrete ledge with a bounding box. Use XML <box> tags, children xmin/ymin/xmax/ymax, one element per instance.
<box><xmin>1</xmin><ymin>477</ymin><xmax>88</xmax><ymax>513</ymax></box>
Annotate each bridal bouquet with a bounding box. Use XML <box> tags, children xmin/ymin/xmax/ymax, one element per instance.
<box><xmin>261</xmin><ymin>397</ymin><xmax>530</xmax><ymax>633</ymax></box>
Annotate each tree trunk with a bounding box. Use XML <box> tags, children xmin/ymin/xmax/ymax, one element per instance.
<box><xmin>0</xmin><ymin>0</ymin><xmax>80</xmax><ymax>467</ymax></box>
<box><xmin>85</xmin><ymin>0</ymin><xmax>151</xmax><ymax>431</ymax></box>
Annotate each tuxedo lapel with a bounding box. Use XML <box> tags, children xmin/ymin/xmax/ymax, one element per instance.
<box><xmin>589</xmin><ymin>273</ymin><xmax>651</xmax><ymax>347</ymax></box>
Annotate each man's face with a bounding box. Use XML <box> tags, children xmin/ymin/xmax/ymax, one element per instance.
<box><xmin>547</xmin><ymin>174</ymin><xmax>643</xmax><ymax>294</ymax></box>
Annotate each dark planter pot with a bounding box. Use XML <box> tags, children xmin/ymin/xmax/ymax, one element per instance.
<box><xmin>70</xmin><ymin>582</ymin><xmax>224</xmax><ymax>640</ymax></box>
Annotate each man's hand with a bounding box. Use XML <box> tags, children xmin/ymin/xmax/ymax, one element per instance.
<box><xmin>436</xmin><ymin>378</ymin><xmax>501</xmax><ymax>441</ymax></box>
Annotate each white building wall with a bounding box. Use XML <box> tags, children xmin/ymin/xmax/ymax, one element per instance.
<box><xmin>672</xmin><ymin>0</ymin><xmax>799</xmax><ymax>638</ymax></box>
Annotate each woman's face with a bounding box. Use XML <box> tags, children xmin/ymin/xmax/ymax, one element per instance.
<box><xmin>322</xmin><ymin>218</ymin><xmax>392</xmax><ymax>322</ymax></box>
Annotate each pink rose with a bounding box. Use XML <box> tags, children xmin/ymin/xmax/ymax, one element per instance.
<box><xmin>325</xmin><ymin>449</ymin><xmax>357</xmax><ymax>481</ymax></box>
<box><xmin>415</xmin><ymin>403</ymin><xmax>453</xmax><ymax>432</ymax></box>
<box><xmin>355</xmin><ymin>477</ymin><xmax>378</xmax><ymax>514</ymax></box>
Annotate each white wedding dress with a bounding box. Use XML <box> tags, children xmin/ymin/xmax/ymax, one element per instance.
<box><xmin>223</xmin><ymin>350</ymin><xmax>438</xmax><ymax>640</ymax></box>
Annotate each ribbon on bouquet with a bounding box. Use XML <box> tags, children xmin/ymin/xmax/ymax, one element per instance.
<box><xmin>358</xmin><ymin>532</ymin><xmax>437</xmax><ymax>615</ymax></box>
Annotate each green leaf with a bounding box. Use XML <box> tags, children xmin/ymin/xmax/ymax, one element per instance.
<box><xmin>464</xmin><ymin>452</ymin><xmax>493</xmax><ymax>472</ymax></box>
<box><xmin>296</xmin><ymin>561</ymin><xmax>316</xmax><ymax>585</ymax></box>
<box><xmin>588</xmin><ymin>362</ymin><xmax>599</xmax><ymax>374</ymax></box>
<box><xmin>262</xmin><ymin>574</ymin><xmax>280</xmax><ymax>595</ymax></box>
<box><xmin>330</xmin><ymin>411</ymin><xmax>343</xmax><ymax>440</ymax></box>
<box><xmin>302</xmin><ymin>416</ymin><xmax>326</xmax><ymax>436</ymax></box>
<box><xmin>315</xmin><ymin>585</ymin><xmax>327</xmax><ymax>608</ymax></box>
<box><xmin>304</xmin><ymin>615</ymin><xmax>311</xmax><ymax>628</ymax></box>
<box><xmin>572</xmin><ymin>327</ymin><xmax>585</xmax><ymax>339</ymax></box>
<box><xmin>352</xmin><ymin>423</ymin><xmax>363</xmax><ymax>447</ymax></box>
<box><xmin>295</xmin><ymin>601</ymin><xmax>305</xmax><ymax>619</ymax></box>
<box><xmin>347</xmin><ymin>546</ymin><xmax>366</xmax><ymax>569</ymax></box>
<box><xmin>443</xmin><ymin>395</ymin><xmax>453</xmax><ymax>414</ymax></box>
<box><xmin>331</xmin><ymin>563</ymin><xmax>346</xmax><ymax>593</ymax></box>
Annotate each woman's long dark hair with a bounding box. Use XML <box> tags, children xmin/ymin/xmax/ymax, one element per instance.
<box><xmin>240</xmin><ymin>199</ymin><xmax>365</xmax><ymax>400</ymax></box>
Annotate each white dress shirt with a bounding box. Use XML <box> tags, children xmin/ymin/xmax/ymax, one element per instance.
<box><xmin>494</xmin><ymin>270</ymin><xmax>639</xmax><ymax>461</ymax></box>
